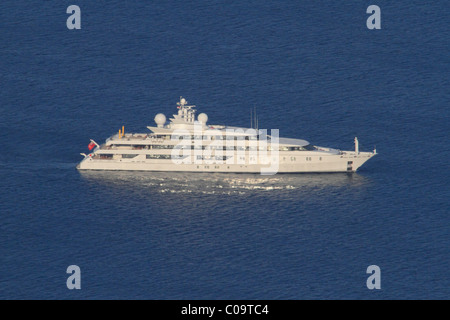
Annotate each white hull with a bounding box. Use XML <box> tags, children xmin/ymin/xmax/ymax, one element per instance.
<box><xmin>77</xmin><ymin>151</ymin><xmax>375</xmax><ymax>173</ymax></box>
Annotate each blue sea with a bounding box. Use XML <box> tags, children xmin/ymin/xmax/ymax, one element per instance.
<box><xmin>0</xmin><ymin>1</ymin><xmax>448</xmax><ymax>299</ymax></box>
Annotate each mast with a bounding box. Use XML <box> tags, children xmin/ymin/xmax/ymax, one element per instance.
<box><xmin>354</xmin><ymin>137</ymin><xmax>359</xmax><ymax>154</ymax></box>
<box><xmin>176</xmin><ymin>96</ymin><xmax>196</xmax><ymax>123</ymax></box>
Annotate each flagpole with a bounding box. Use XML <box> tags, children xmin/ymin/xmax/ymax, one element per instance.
<box><xmin>90</xmin><ymin>139</ymin><xmax>100</xmax><ymax>149</ymax></box>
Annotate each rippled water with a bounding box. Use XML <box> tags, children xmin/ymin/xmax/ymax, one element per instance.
<box><xmin>0</xmin><ymin>1</ymin><xmax>448</xmax><ymax>299</ymax></box>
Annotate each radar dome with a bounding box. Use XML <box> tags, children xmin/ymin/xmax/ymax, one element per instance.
<box><xmin>197</xmin><ymin>113</ymin><xmax>208</xmax><ymax>124</ymax></box>
<box><xmin>154</xmin><ymin>113</ymin><xmax>166</xmax><ymax>127</ymax></box>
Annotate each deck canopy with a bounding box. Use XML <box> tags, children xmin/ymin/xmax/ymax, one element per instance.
<box><xmin>275</xmin><ymin>137</ymin><xmax>310</xmax><ymax>147</ymax></box>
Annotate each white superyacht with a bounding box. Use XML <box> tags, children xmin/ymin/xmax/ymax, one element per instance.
<box><xmin>77</xmin><ymin>97</ymin><xmax>376</xmax><ymax>174</ymax></box>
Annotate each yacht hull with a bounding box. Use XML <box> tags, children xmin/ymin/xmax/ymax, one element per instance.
<box><xmin>77</xmin><ymin>151</ymin><xmax>375</xmax><ymax>173</ymax></box>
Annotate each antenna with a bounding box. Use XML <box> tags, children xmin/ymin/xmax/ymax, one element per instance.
<box><xmin>250</xmin><ymin>108</ymin><xmax>253</xmax><ymax>129</ymax></box>
<box><xmin>253</xmin><ymin>106</ymin><xmax>259</xmax><ymax>131</ymax></box>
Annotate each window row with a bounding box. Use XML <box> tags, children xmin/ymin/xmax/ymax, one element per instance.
<box><xmin>145</xmin><ymin>154</ymin><xmax>188</xmax><ymax>160</ymax></box>
<box><xmin>110</xmin><ymin>144</ymin><xmax>316</xmax><ymax>151</ymax></box>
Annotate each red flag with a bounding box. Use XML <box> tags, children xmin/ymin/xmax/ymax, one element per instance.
<box><xmin>88</xmin><ymin>142</ymin><xmax>96</xmax><ymax>150</ymax></box>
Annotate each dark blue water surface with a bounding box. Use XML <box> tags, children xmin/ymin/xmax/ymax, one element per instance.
<box><xmin>0</xmin><ymin>1</ymin><xmax>448</xmax><ymax>299</ymax></box>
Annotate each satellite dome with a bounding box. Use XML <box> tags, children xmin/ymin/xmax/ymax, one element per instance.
<box><xmin>197</xmin><ymin>113</ymin><xmax>208</xmax><ymax>124</ymax></box>
<box><xmin>154</xmin><ymin>113</ymin><xmax>166</xmax><ymax>127</ymax></box>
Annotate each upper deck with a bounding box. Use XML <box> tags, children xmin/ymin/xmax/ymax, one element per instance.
<box><xmin>97</xmin><ymin>96</ymin><xmax>342</xmax><ymax>155</ymax></box>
